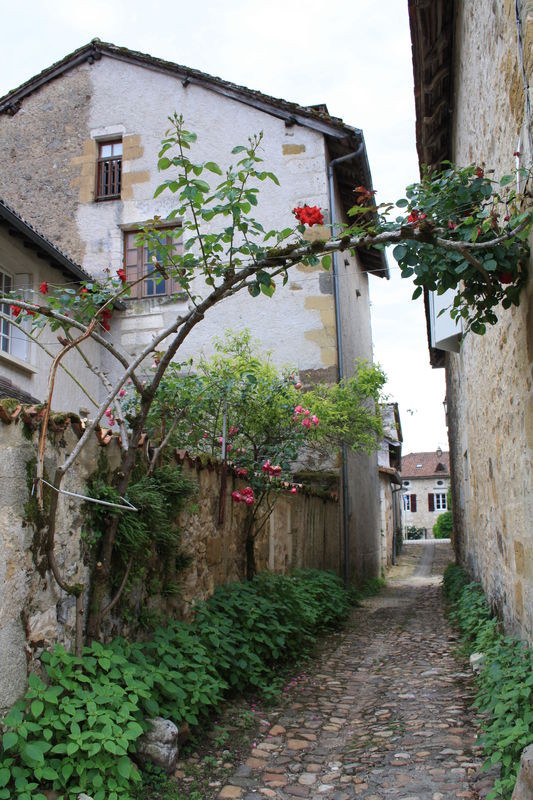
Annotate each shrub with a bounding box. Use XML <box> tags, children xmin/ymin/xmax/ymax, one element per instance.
<box><xmin>0</xmin><ymin>570</ymin><xmax>350</xmax><ymax>799</ymax></box>
<box><xmin>433</xmin><ymin>511</ymin><xmax>453</xmax><ymax>539</ymax></box>
<box><xmin>443</xmin><ymin>564</ymin><xmax>533</xmax><ymax>799</ymax></box>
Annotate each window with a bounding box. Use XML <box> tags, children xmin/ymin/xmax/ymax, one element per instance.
<box><xmin>402</xmin><ymin>480</ymin><xmax>410</xmax><ymax>488</ymax></box>
<box><xmin>0</xmin><ymin>269</ymin><xmax>28</xmax><ymax>360</ymax></box>
<box><xmin>96</xmin><ymin>139</ymin><xmax>122</xmax><ymax>200</ymax></box>
<box><xmin>124</xmin><ymin>229</ymin><xmax>182</xmax><ymax>298</ymax></box>
<box><xmin>403</xmin><ymin>494</ymin><xmax>417</xmax><ymax>512</ymax></box>
<box><xmin>428</xmin><ymin>492</ymin><xmax>447</xmax><ymax>512</ymax></box>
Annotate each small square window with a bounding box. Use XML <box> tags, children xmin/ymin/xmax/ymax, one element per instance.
<box><xmin>124</xmin><ymin>228</ymin><xmax>182</xmax><ymax>298</ymax></box>
<box><xmin>96</xmin><ymin>139</ymin><xmax>122</xmax><ymax>201</ymax></box>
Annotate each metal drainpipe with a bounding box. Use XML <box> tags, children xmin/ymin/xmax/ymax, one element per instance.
<box><xmin>327</xmin><ymin>144</ymin><xmax>364</xmax><ymax>588</ymax></box>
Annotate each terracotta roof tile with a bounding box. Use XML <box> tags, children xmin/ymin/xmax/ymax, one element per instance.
<box><xmin>400</xmin><ymin>450</ymin><xmax>450</xmax><ymax>478</ymax></box>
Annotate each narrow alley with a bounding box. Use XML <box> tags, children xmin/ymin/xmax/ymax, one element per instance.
<box><xmin>212</xmin><ymin>542</ymin><xmax>492</xmax><ymax>800</ymax></box>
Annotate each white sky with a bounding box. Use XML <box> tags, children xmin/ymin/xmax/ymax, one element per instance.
<box><xmin>0</xmin><ymin>0</ymin><xmax>447</xmax><ymax>455</ymax></box>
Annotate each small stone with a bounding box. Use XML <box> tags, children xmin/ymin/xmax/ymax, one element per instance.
<box><xmin>218</xmin><ymin>787</ymin><xmax>243</xmax><ymax>799</ymax></box>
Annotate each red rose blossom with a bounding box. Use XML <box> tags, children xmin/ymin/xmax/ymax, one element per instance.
<box><xmin>39</xmin><ymin>281</ymin><xmax>48</xmax><ymax>294</ymax></box>
<box><xmin>476</xmin><ymin>167</ymin><xmax>484</xmax><ymax>179</ymax></box>
<box><xmin>10</xmin><ymin>305</ymin><xmax>21</xmax><ymax>317</ymax></box>
<box><xmin>293</xmin><ymin>205</ymin><xmax>324</xmax><ymax>227</ymax></box>
<box><xmin>498</xmin><ymin>272</ymin><xmax>514</xmax><ymax>284</ymax></box>
<box><xmin>117</xmin><ymin>268</ymin><xmax>127</xmax><ymax>283</ymax></box>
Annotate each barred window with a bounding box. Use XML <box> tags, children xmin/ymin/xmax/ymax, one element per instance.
<box><xmin>96</xmin><ymin>140</ymin><xmax>122</xmax><ymax>200</ymax></box>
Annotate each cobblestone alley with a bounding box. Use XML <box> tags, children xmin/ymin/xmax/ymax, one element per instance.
<box><xmin>212</xmin><ymin>541</ymin><xmax>492</xmax><ymax>800</ymax></box>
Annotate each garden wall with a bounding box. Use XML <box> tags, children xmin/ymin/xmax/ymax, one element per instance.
<box><xmin>0</xmin><ymin>415</ymin><xmax>340</xmax><ymax>713</ymax></box>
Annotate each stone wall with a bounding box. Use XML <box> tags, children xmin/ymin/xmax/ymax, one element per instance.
<box><xmin>0</xmin><ymin>418</ymin><xmax>340</xmax><ymax>714</ymax></box>
<box><xmin>447</xmin><ymin>0</ymin><xmax>533</xmax><ymax>639</ymax></box>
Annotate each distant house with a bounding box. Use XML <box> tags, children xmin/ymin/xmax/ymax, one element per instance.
<box><xmin>0</xmin><ymin>198</ymin><xmax>100</xmax><ymax>411</ymax></box>
<box><xmin>400</xmin><ymin>450</ymin><xmax>450</xmax><ymax>537</ymax></box>
<box><xmin>409</xmin><ymin>1</ymin><xmax>533</xmax><ymax>638</ymax></box>
<box><xmin>0</xmin><ymin>39</ymin><xmax>389</xmax><ymax>581</ymax></box>
<box><xmin>377</xmin><ymin>403</ymin><xmax>403</xmax><ymax>569</ymax></box>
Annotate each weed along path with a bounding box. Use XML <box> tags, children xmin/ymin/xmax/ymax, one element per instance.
<box><xmin>193</xmin><ymin>541</ymin><xmax>492</xmax><ymax>800</ymax></box>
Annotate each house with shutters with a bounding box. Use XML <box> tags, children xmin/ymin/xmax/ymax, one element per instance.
<box><xmin>0</xmin><ymin>39</ymin><xmax>389</xmax><ymax>581</ymax></box>
<box><xmin>400</xmin><ymin>450</ymin><xmax>450</xmax><ymax>536</ymax></box>
<box><xmin>409</xmin><ymin>0</ymin><xmax>533</xmax><ymax>638</ymax></box>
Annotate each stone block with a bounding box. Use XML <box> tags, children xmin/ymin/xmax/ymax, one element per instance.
<box><xmin>136</xmin><ymin>717</ymin><xmax>179</xmax><ymax>774</ymax></box>
<box><xmin>0</xmin><ymin>620</ymin><xmax>28</xmax><ymax>712</ymax></box>
<box><xmin>512</xmin><ymin>743</ymin><xmax>533</xmax><ymax>799</ymax></box>
<box><xmin>27</xmin><ymin>608</ymin><xmax>57</xmax><ymax>645</ymax></box>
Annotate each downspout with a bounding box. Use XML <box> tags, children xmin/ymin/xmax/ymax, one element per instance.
<box><xmin>327</xmin><ymin>144</ymin><xmax>364</xmax><ymax>588</ymax></box>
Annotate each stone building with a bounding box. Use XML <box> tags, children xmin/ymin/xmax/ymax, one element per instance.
<box><xmin>0</xmin><ymin>39</ymin><xmax>389</xmax><ymax>580</ymax></box>
<box><xmin>409</xmin><ymin>1</ymin><xmax>533</xmax><ymax>637</ymax></box>
<box><xmin>377</xmin><ymin>403</ymin><xmax>403</xmax><ymax>569</ymax></box>
<box><xmin>400</xmin><ymin>450</ymin><xmax>451</xmax><ymax>537</ymax></box>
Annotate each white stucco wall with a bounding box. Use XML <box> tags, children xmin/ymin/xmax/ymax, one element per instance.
<box><xmin>73</xmin><ymin>57</ymin><xmax>338</xmax><ymax>375</ymax></box>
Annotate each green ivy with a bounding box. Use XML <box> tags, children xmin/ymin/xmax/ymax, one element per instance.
<box><xmin>443</xmin><ymin>565</ymin><xmax>533</xmax><ymax>799</ymax></box>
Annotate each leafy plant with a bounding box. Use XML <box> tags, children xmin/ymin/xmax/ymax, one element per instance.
<box><xmin>433</xmin><ymin>510</ymin><xmax>453</xmax><ymax>539</ymax></box>
<box><xmin>443</xmin><ymin>564</ymin><xmax>533</xmax><ymax>798</ymax></box>
<box><xmin>0</xmin><ymin>569</ymin><xmax>350</xmax><ymax>799</ymax></box>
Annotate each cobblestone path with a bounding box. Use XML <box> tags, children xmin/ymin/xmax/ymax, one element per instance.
<box><xmin>215</xmin><ymin>541</ymin><xmax>493</xmax><ymax>800</ymax></box>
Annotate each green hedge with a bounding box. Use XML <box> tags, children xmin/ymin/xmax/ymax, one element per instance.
<box><xmin>443</xmin><ymin>565</ymin><xmax>533</xmax><ymax>799</ymax></box>
<box><xmin>0</xmin><ymin>569</ymin><xmax>349</xmax><ymax>800</ymax></box>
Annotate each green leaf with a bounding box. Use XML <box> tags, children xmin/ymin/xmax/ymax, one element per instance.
<box><xmin>0</xmin><ymin>770</ymin><xmax>9</xmax><ymax>788</ymax></box>
<box><xmin>2</xmin><ymin>732</ymin><xmax>18</xmax><ymax>751</ymax></box>
<box><xmin>205</xmin><ymin>161</ymin><xmax>223</xmax><ymax>175</ymax></box>
<box><xmin>393</xmin><ymin>244</ymin><xmax>408</xmax><ymax>261</ymax></box>
<box><xmin>500</xmin><ymin>174</ymin><xmax>515</xmax><ymax>187</ymax></box>
<box><xmin>231</xmin><ymin>145</ymin><xmax>247</xmax><ymax>154</ymax></box>
<box><xmin>117</xmin><ymin>756</ymin><xmax>132</xmax><ymax>779</ymax></box>
<box><xmin>412</xmin><ymin>286</ymin><xmax>423</xmax><ymax>300</ymax></box>
<box><xmin>321</xmin><ymin>254</ymin><xmax>332</xmax><ymax>270</ymax></box>
<box><xmin>31</xmin><ymin>700</ymin><xmax>44</xmax><ymax>718</ymax></box>
<box><xmin>21</xmin><ymin>743</ymin><xmax>45</xmax><ymax>765</ymax></box>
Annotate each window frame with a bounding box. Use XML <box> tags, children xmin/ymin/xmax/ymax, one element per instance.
<box><xmin>95</xmin><ymin>139</ymin><xmax>123</xmax><ymax>201</ymax></box>
<box><xmin>0</xmin><ymin>268</ymin><xmax>29</xmax><ymax>361</ymax></box>
<box><xmin>434</xmin><ymin>492</ymin><xmax>447</xmax><ymax>510</ymax></box>
<box><xmin>123</xmin><ymin>227</ymin><xmax>183</xmax><ymax>299</ymax></box>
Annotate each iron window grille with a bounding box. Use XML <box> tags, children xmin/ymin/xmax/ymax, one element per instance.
<box><xmin>96</xmin><ymin>140</ymin><xmax>122</xmax><ymax>200</ymax></box>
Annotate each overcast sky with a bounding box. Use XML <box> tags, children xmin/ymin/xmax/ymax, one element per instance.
<box><xmin>0</xmin><ymin>0</ymin><xmax>448</xmax><ymax>455</ymax></box>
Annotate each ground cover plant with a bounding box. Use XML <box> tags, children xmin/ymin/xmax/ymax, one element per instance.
<box><xmin>0</xmin><ymin>569</ymin><xmax>350</xmax><ymax>800</ymax></box>
<box><xmin>443</xmin><ymin>564</ymin><xmax>533</xmax><ymax>799</ymax></box>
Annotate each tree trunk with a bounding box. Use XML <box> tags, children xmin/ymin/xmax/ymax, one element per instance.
<box><xmin>245</xmin><ymin>534</ymin><xmax>256</xmax><ymax>581</ymax></box>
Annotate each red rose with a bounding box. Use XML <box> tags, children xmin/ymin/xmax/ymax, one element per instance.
<box><xmin>292</xmin><ymin>205</ymin><xmax>324</xmax><ymax>227</ymax></box>
<box><xmin>407</xmin><ymin>209</ymin><xmax>419</xmax><ymax>224</ymax></box>
<box><xmin>39</xmin><ymin>281</ymin><xmax>48</xmax><ymax>294</ymax></box>
<box><xmin>10</xmin><ymin>305</ymin><xmax>21</xmax><ymax>317</ymax></box>
<box><xmin>117</xmin><ymin>268</ymin><xmax>127</xmax><ymax>284</ymax></box>
<box><xmin>476</xmin><ymin>167</ymin><xmax>484</xmax><ymax>178</ymax></box>
<box><xmin>498</xmin><ymin>272</ymin><xmax>514</xmax><ymax>284</ymax></box>
<box><xmin>80</xmin><ymin>287</ymin><xmax>88</xmax><ymax>295</ymax></box>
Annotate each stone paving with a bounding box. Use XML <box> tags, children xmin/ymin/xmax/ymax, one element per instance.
<box><xmin>215</xmin><ymin>541</ymin><xmax>494</xmax><ymax>800</ymax></box>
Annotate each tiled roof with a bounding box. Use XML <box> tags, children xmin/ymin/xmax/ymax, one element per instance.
<box><xmin>400</xmin><ymin>450</ymin><xmax>450</xmax><ymax>478</ymax></box>
<box><xmin>0</xmin><ymin>197</ymin><xmax>92</xmax><ymax>282</ymax></box>
<box><xmin>0</xmin><ymin>39</ymin><xmax>388</xmax><ymax>279</ymax></box>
